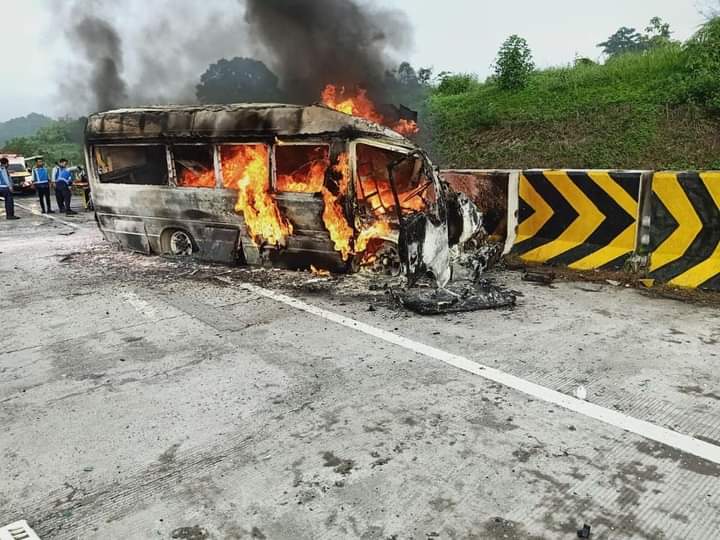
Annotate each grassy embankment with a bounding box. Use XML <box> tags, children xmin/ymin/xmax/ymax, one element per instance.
<box><xmin>425</xmin><ymin>46</ymin><xmax>720</xmax><ymax>170</ymax></box>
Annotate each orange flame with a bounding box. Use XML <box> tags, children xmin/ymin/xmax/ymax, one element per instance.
<box><xmin>355</xmin><ymin>220</ymin><xmax>393</xmax><ymax>254</ymax></box>
<box><xmin>276</xmin><ymin>158</ymin><xmax>327</xmax><ymax>193</ymax></box>
<box><xmin>221</xmin><ymin>144</ymin><xmax>292</xmax><ymax>247</ymax></box>
<box><xmin>179</xmin><ymin>168</ymin><xmax>216</xmax><ymax>188</ymax></box>
<box><xmin>392</xmin><ymin>118</ymin><xmax>420</xmax><ymax>135</ymax></box>
<box><xmin>321</xmin><ymin>153</ymin><xmax>354</xmax><ymax>260</ymax></box>
<box><xmin>321</xmin><ymin>84</ymin><xmax>419</xmax><ymax>135</ymax></box>
<box><xmin>321</xmin><ymin>84</ymin><xmax>384</xmax><ymax>125</ymax></box>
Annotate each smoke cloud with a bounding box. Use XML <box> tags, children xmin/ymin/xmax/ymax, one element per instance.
<box><xmin>58</xmin><ymin>0</ymin><xmax>412</xmax><ymax>113</ymax></box>
<box><xmin>244</xmin><ymin>0</ymin><xmax>412</xmax><ymax>103</ymax></box>
<box><xmin>73</xmin><ymin>15</ymin><xmax>128</xmax><ymax>111</ymax></box>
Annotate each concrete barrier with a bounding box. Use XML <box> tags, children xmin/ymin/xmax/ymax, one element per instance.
<box><xmin>645</xmin><ymin>171</ymin><xmax>720</xmax><ymax>290</ymax></box>
<box><xmin>512</xmin><ymin>170</ymin><xmax>643</xmax><ymax>270</ymax></box>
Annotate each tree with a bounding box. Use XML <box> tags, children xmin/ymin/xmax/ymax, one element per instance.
<box><xmin>382</xmin><ymin>62</ymin><xmax>434</xmax><ymax>111</ymax></box>
<box><xmin>417</xmin><ymin>68</ymin><xmax>433</xmax><ymax>86</ymax></box>
<box><xmin>645</xmin><ymin>16</ymin><xmax>673</xmax><ymax>47</ymax></box>
<box><xmin>195</xmin><ymin>57</ymin><xmax>283</xmax><ymax>104</ymax></box>
<box><xmin>2</xmin><ymin>118</ymin><xmax>86</xmax><ymax>166</ymax></box>
<box><xmin>396</xmin><ymin>62</ymin><xmax>419</xmax><ymax>87</ymax></box>
<box><xmin>598</xmin><ymin>18</ymin><xmax>676</xmax><ymax>58</ymax></box>
<box><xmin>597</xmin><ymin>26</ymin><xmax>646</xmax><ymax>56</ymax></box>
<box><xmin>494</xmin><ymin>35</ymin><xmax>535</xmax><ymax>90</ymax></box>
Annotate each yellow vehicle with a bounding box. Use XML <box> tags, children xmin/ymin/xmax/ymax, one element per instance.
<box><xmin>0</xmin><ymin>154</ymin><xmax>33</xmax><ymax>192</ymax></box>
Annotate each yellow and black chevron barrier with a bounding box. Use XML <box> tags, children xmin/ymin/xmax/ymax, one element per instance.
<box><xmin>513</xmin><ymin>170</ymin><xmax>641</xmax><ymax>270</ymax></box>
<box><xmin>648</xmin><ymin>171</ymin><xmax>720</xmax><ymax>290</ymax></box>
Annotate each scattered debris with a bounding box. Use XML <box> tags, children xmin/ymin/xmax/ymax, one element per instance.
<box><xmin>171</xmin><ymin>525</ymin><xmax>209</xmax><ymax>540</ymax></box>
<box><xmin>450</xmin><ymin>242</ymin><xmax>504</xmax><ymax>282</ymax></box>
<box><xmin>58</xmin><ymin>252</ymin><xmax>78</xmax><ymax>263</ymax></box>
<box><xmin>577</xmin><ymin>523</ymin><xmax>592</xmax><ymax>538</ymax></box>
<box><xmin>522</xmin><ymin>270</ymin><xmax>556</xmax><ymax>285</ymax></box>
<box><xmin>393</xmin><ymin>280</ymin><xmax>516</xmax><ymax>315</ymax></box>
<box><xmin>575</xmin><ymin>386</ymin><xmax>587</xmax><ymax>400</ymax></box>
<box><xmin>639</xmin><ymin>278</ymin><xmax>655</xmax><ymax>288</ymax></box>
<box><xmin>310</xmin><ymin>265</ymin><xmax>331</xmax><ymax>277</ymax></box>
<box><xmin>321</xmin><ymin>451</ymin><xmax>356</xmax><ymax>476</ymax></box>
<box><xmin>58</xmin><ymin>230</ymin><xmax>75</xmax><ymax>236</ymax></box>
<box><xmin>605</xmin><ymin>279</ymin><xmax>621</xmax><ymax>286</ymax></box>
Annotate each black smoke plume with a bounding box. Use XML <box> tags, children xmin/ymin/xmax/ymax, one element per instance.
<box><xmin>74</xmin><ymin>15</ymin><xmax>128</xmax><ymax>111</ymax></box>
<box><xmin>57</xmin><ymin>0</ymin><xmax>411</xmax><ymax>113</ymax></box>
<box><xmin>244</xmin><ymin>0</ymin><xmax>411</xmax><ymax>103</ymax></box>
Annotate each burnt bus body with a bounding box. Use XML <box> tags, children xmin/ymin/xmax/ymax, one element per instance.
<box><xmin>85</xmin><ymin>104</ymin><xmax>481</xmax><ymax>285</ymax></box>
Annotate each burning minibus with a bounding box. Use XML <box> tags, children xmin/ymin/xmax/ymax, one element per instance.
<box><xmin>85</xmin><ymin>104</ymin><xmax>482</xmax><ymax>285</ymax></box>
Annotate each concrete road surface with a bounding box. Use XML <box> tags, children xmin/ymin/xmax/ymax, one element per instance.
<box><xmin>1</xmin><ymin>198</ymin><xmax>719</xmax><ymax>539</ymax></box>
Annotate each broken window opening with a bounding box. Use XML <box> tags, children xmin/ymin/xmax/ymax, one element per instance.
<box><xmin>275</xmin><ymin>144</ymin><xmax>330</xmax><ymax>193</ymax></box>
<box><xmin>173</xmin><ymin>145</ymin><xmax>216</xmax><ymax>188</ymax></box>
<box><xmin>94</xmin><ymin>145</ymin><xmax>168</xmax><ymax>185</ymax></box>
<box><xmin>355</xmin><ymin>143</ymin><xmax>437</xmax><ymax>220</ymax></box>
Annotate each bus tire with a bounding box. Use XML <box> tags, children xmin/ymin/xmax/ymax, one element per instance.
<box><xmin>162</xmin><ymin>228</ymin><xmax>195</xmax><ymax>257</ymax></box>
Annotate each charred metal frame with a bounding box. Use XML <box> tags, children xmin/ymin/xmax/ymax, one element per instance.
<box><xmin>85</xmin><ymin>105</ymin><xmax>481</xmax><ymax>281</ymax></box>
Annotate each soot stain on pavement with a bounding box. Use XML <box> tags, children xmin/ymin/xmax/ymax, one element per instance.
<box><xmin>322</xmin><ymin>451</ymin><xmax>356</xmax><ymax>475</ymax></box>
<box><xmin>676</xmin><ymin>384</ymin><xmax>720</xmax><ymax>401</ymax></box>
<box><xmin>610</xmin><ymin>460</ymin><xmax>664</xmax><ymax>506</ymax></box>
<box><xmin>479</xmin><ymin>516</ymin><xmax>545</xmax><ymax>540</ymax></box>
<box><xmin>634</xmin><ymin>440</ymin><xmax>720</xmax><ymax>477</ymax></box>
<box><xmin>170</xmin><ymin>525</ymin><xmax>209</xmax><ymax>539</ymax></box>
<box><xmin>158</xmin><ymin>442</ymin><xmax>182</xmax><ymax>465</ymax></box>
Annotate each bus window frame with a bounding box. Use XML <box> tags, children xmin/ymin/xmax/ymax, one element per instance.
<box><xmin>349</xmin><ymin>138</ymin><xmax>440</xmax><ymax>220</ymax></box>
<box><xmin>215</xmin><ymin>142</ymin><xmax>273</xmax><ymax>192</ymax></box>
<box><xmin>90</xmin><ymin>143</ymin><xmax>173</xmax><ymax>188</ymax></box>
<box><xmin>170</xmin><ymin>143</ymin><xmax>220</xmax><ymax>190</ymax></box>
<box><xmin>272</xmin><ymin>141</ymin><xmax>331</xmax><ymax>194</ymax></box>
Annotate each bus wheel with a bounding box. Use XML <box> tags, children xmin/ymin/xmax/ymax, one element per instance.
<box><xmin>164</xmin><ymin>229</ymin><xmax>195</xmax><ymax>257</ymax></box>
<box><xmin>372</xmin><ymin>241</ymin><xmax>402</xmax><ymax>276</ymax></box>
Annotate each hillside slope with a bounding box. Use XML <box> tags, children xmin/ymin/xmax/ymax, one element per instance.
<box><xmin>0</xmin><ymin>113</ymin><xmax>53</xmax><ymax>146</ymax></box>
<box><xmin>425</xmin><ymin>46</ymin><xmax>720</xmax><ymax>170</ymax></box>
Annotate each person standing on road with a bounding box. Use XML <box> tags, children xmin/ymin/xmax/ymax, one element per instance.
<box><xmin>32</xmin><ymin>158</ymin><xmax>54</xmax><ymax>214</ymax></box>
<box><xmin>53</xmin><ymin>158</ymin><xmax>76</xmax><ymax>215</ymax></box>
<box><xmin>0</xmin><ymin>157</ymin><xmax>19</xmax><ymax>220</ymax></box>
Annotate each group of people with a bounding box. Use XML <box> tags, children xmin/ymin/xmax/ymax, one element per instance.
<box><xmin>0</xmin><ymin>157</ymin><xmax>77</xmax><ymax>220</ymax></box>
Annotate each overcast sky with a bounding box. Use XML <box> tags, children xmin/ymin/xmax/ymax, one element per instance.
<box><xmin>0</xmin><ymin>0</ymin><xmax>708</xmax><ymax>122</ymax></box>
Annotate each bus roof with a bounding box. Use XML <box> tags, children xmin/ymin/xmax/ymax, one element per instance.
<box><xmin>85</xmin><ymin>103</ymin><xmax>414</xmax><ymax>145</ymax></box>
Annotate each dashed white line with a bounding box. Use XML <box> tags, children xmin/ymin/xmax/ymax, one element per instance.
<box><xmin>238</xmin><ymin>281</ymin><xmax>720</xmax><ymax>466</ymax></box>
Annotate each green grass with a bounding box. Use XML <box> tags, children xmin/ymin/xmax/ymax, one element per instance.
<box><xmin>425</xmin><ymin>45</ymin><xmax>720</xmax><ymax>170</ymax></box>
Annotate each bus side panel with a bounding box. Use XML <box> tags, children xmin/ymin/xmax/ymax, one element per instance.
<box><xmin>92</xmin><ymin>184</ymin><xmax>247</xmax><ymax>263</ymax></box>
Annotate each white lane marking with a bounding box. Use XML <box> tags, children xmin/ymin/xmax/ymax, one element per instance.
<box><xmin>13</xmin><ymin>201</ymin><xmax>80</xmax><ymax>229</ymax></box>
<box><xmin>237</xmin><ymin>281</ymin><xmax>720</xmax><ymax>465</ymax></box>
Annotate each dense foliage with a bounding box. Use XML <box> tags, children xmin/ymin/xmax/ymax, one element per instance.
<box><xmin>2</xmin><ymin>118</ymin><xmax>86</xmax><ymax>167</ymax></box>
<box><xmin>682</xmin><ymin>17</ymin><xmax>720</xmax><ymax>113</ymax></box>
<box><xmin>425</xmin><ymin>17</ymin><xmax>720</xmax><ymax>170</ymax></box>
